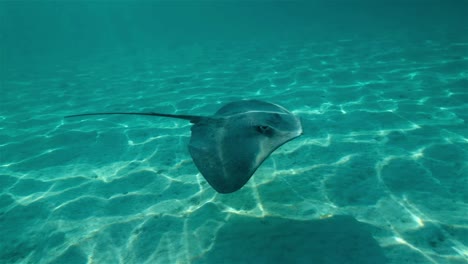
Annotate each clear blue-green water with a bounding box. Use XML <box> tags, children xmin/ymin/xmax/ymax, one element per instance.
<box><xmin>1</xmin><ymin>1</ymin><xmax>467</xmax><ymax>263</ymax></box>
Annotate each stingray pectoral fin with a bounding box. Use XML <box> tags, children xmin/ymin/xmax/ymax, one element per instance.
<box><xmin>188</xmin><ymin>119</ymin><xmax>268</xmax><ymax>193</ymax></box>
<box><xmin>189</xmin><ymin>138</ymin><xmax>260</xmax><ymax>193</ymax></box>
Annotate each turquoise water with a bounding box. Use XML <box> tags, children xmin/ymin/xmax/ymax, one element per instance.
<box><xmin>1</xmin><ymin>1</ymin><xmax>467</xmax><ymax>263</ymax></box>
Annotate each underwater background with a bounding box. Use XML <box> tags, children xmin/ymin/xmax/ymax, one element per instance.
<box><xmin>1</xmin><ymin>0</ymin><xmax>467</xmax><ymax>263</ymax></box>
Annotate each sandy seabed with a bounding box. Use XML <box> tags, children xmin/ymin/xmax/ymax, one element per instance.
<box><xmin>1</xmin><ymin>37</ymin><xmax>467</xmax><ymax>263</ymax></box>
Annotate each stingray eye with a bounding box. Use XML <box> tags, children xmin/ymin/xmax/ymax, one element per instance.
<box><xmin>256</xmin><ymin>125</ymin><xmax>271</xmax><ymax>135</ymax></box>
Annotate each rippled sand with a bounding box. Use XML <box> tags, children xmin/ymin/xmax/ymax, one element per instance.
<box><xmin>1</xmin><ymin>38</ymin><xmax>467</xmax><ymax>263</ymax></box>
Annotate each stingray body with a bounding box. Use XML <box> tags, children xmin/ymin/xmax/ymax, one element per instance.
<box><xmin>66</xmin><ymin>100</ymin><xmax>302</xmax><ymax>193</ymax></box>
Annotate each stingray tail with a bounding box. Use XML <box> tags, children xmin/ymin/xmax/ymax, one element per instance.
<box><xmin>65</xmin><ymin>112</ymin><xmax>203</xmax><ymax>123</ymax></box>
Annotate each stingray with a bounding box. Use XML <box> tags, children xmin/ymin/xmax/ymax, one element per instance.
<box><xmin>65</xmin><ymin>100</ymin><xmax>303</xmax><ymax>193</ymax></box>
